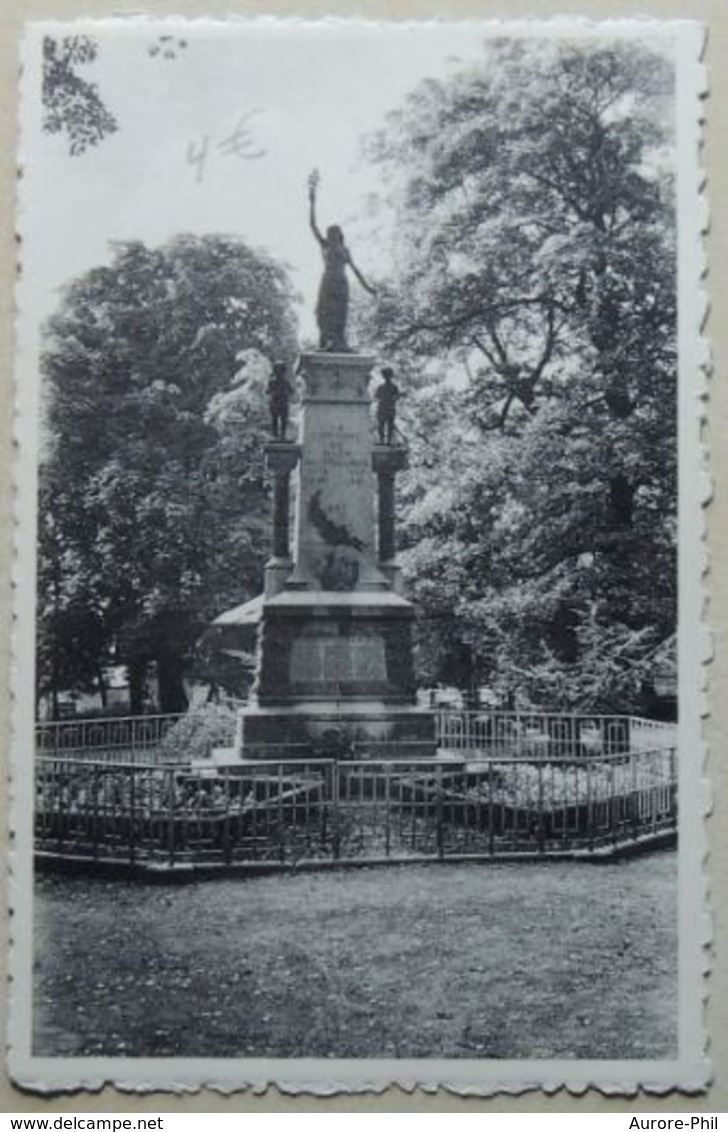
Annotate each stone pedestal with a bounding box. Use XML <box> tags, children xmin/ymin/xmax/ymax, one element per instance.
<box><xmin>263</xmin><ymin>442</ymin><xmax>300</xmax><ymax>597</ymax></box>
<box><xmin>236</xmin><ymin>351</ymin><xmax>435</xmax><ymax>760</ymax></box>
<box><xmin>288</xmin><ymin>353</ymin><xmax>387</xmax><ymax>593</ymax></box>
<box><xmin>373</xmin><ymin>443</ymin><xmax>408</xmax><ymax>591</ymax></box>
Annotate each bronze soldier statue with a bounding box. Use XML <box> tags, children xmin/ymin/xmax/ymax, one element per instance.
<box><xmin>268</xmin><ymin>361</ymin><xmax>292</xmax><ymax>440</ymax></box>
<box><xmin>375</xmin><ymin>367</ymin><xmax>400</xmax><ymax>445</ymax></box>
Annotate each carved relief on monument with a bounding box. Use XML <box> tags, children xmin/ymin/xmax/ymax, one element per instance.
<box><xmin>296</xmin><ymin>410</ymin><xmax>375</xmax><ymax>588</ymax></box>
<box><xmin>289</xmin><ymin>634</ymin><xmax>387</xmax><ymax>686</ymax></box>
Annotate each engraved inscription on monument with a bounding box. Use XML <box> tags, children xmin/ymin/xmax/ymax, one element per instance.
<box><xmin>290</xmin><ymin>635</ymin><xmax>387</xmax><ymax>685</ymax></box>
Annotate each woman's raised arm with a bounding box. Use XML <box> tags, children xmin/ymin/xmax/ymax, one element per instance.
<box><xmin>308</xmin><ymin>170</ymin><xmax>325</xmax><ymax>246</ymax></box>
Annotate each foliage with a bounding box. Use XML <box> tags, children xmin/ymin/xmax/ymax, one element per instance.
<box><xmin>39</xmin><ymin>234</ymin><xmax>298</xmax><ymax>713</ymax></box>
<box><xmin>42</xmin><ymin>36</ymin><xmax>118</xmax><ymax>155</ymax></box>
<box><xmin>365</xmin><ymin>40</ymin><xmax>677</xmax><ymax>713</ymax></box>
<box><xmin>157</xmin><ymin>701</ymin><xmax>238</xmax><ymax>761</ymax></box>
<box><xmin>41</xmin><ymin>33</ymin><xmax>188</xmax><ymax>156</ymax></box>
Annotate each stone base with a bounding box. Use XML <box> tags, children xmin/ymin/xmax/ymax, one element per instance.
<box><xmin>264</xmin><ymin>557</ymin><xmax>293</xmax><ymax>597</ymax></box>
<box><xmin>254</xmin><ymin>590</ymin><xmax>419</xmax><ymax>706</ymax></box>
<box><xmin>378</xmin><ymin>561</ymin><xmax>403</xmax><ymax>594</ymax></box>
<box><xmin>237</xmin><ymin>703</ymin><xmax>437</xmax><ymax>761</ymax></box>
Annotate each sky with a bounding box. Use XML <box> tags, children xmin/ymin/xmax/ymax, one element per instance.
<box><xmin>21</xmin><ymin>19</ymin><xmax>501</xmax><ymax>341</ymax></box>
<box><xmin>20</xmin><ymin>17</ymin><xmax>679</xmax><ymax>344</ymax></box>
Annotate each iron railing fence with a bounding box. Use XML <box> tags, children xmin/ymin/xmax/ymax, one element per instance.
<box><xmin>35</xmin><ymin>747</ymin><xmax>677</xmax><ymax>869</ymax></box>
<box><xmin>35</xmin><ymin>709</ymin><xmax>677</xmax><ymax>763</ymax></box>
<box><xmin>436</xmin><ymin>710</ymin><xmax>676</xmax><ymax>759</ymax></box>
<box><xmin>35</xmin><ymin>713</ymin><xmax>187</xmax><ymax>762</ymax></box>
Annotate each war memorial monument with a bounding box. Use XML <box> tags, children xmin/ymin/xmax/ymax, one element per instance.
<box><xmin>222</xmin><ymin>174</ymin><xmax>437</xmax><ymax>761</ymax></box>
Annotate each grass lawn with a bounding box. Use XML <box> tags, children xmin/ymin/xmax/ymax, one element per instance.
<box><xmin>33</xmin><ymin>852</ymin><xmax>676</xmax><ymax>1060</ymax></box>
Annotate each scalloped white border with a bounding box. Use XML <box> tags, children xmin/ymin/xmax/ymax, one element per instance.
<box><xmin>7</xmin><ymin>14</ymin><xmax>711</xmax><ymax>1096</ymax></box>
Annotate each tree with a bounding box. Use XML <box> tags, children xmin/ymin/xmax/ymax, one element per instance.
<box><xmin>365</xmin><ymin>40</ymin><xmax>676</xmax><ymax>713</ymax></box>
<box><xmin>42</xmin><ymin>36</ymin><xmax>118</xmax><ymax>155</ymax></box>
<box><xmin>39</xmin><ymin>235</ymin><xmax>298</xmax><ymax>714</ymax></box>
<box><xmin>42</xmin><ymin>32</ymin><xmax>188</xmax><ymax>155</ymax></box>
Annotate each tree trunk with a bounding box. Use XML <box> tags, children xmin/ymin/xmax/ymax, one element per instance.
<box><xmin>96</xmin><ymin>667</ymin><xmax>108</xmax><ymax>709</ymax></box>
<box><xmin>608</xmin><ymin>473</ymin><xmax>635</xmax><ymax>530</ymax></box>
<box><xmin>157</xmin><ymin>652</ymin><xmax>189</xmax><ymax>714</ymax></box>
<box><xmin>549</xmin><ymin>603</ymin><xmax>579</xmax><ymax>663</ymax></box>
<box><xmin>127</xmin><ymin>659</ymin><xmax>147</xmax><ymax>716</ymax></box>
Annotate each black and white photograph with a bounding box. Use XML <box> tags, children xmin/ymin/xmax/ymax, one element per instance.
<box><xmin>9</xmin><ymin>16</ymin><xmax>707</xmax><ymax>1092</ymax></box>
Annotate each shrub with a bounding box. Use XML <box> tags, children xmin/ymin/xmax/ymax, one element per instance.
<box><xmin>157</xmin><ymin>702</ymin><xmax>238</xmax><ymax>762</ymax></box>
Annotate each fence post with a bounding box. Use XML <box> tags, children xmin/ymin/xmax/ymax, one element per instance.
<box><xmin>488</xmin><ymin>764</ymin><xmax>495</xmax><ymax>857</ymax></box>
<box><xmin>385</xmin><ymin>762</ymin><xmax>391</xmax><ymax>859</ymax></box>
<box><xmin>56</xmin><ymin>761</ymin><xmax>64</xmax><ymax>856</ymax></box>
<box><xmin>129</xmin><ymin>765</ymin><xmax>136</xmax><ymax>867</ymax></box>
<box><xmin>223</xmin><ymin>772</ymin><xmax>232</xmax><ymax>865</ymax></box>
<box><xmin>586</xmin><ymin>758</ymin><xmax>593</xmax><ymax>853</ymax></box>
<box><xmin>436</xmin><ymin>763</ymin><xmax>444</xmax><ymax>860</ymax></box>
<box><xmin>332</xmin><ymin>761</ymin><xmax>341</xmax><ymax>861</ymax></box>
<box><xmin>629</xmin><ymin>749</ymin><xmax>638</xmax><ymax>842</ymax></box>
<box><xmin>319</xmin><ymin>765</ymin><xmax>327</xmax><ymax>851</ymax></box>
<box><xmin>92</xmin><ymin>764</ymin><xmax>100</xmax><ymax>859</ymax></box>
<box><xmin>669</xmin><ymin>746</ymin><xmax>678</xmax><ymax>828</ymax></box>
<box><xmin>167</xmin><ymin>767</ymin><xmax>176</xmax><ymax>868</ymax></box>
<box><xmin>277</xmin><ymin>764</ymin><xmax>285</xmax><ymax>864</ymax></box>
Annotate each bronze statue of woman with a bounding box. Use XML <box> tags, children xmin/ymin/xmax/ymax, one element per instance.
<box><xmin>308</xmin><ymin>169</ymin><xmax>375</xmax><ymax>351</ymax></box>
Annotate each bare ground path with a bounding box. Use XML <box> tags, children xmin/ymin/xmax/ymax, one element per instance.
<box><xmin>33</xmin><ymin>853</ymin><xmax>677</xmax><ymax>1060</ymax></box>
